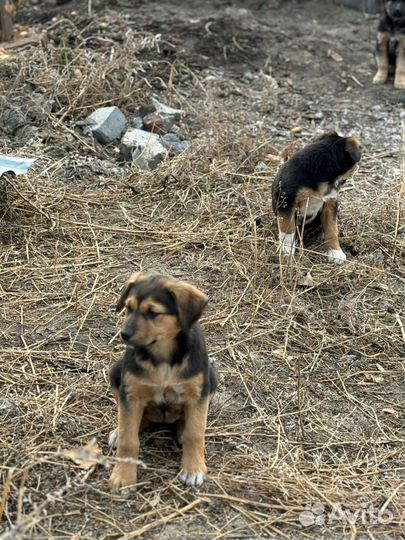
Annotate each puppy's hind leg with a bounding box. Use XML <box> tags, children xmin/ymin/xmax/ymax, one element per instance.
<box><xmin>320</xmin><ymin>199</ymin><xmax>346</xmax><ymax>264</ymax></box>
<box><xmin>277</xmin><ymin>213</ymin><xmax>296</xmax><ymax>257</ymax></box>
<box><xmin>373</xmin><ymin>32</ymin><xmax>390</xmax><ymax>85</ymax></box>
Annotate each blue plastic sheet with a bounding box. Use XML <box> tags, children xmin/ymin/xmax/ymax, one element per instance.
<box><xmin>0</xmin><ymin>155</ymin><xmax>36</xmax><ymax>177</ymax></box>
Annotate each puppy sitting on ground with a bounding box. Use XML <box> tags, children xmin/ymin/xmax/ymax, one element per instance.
<box><xmin>109</xmin><ymin>272</ymin><xmax>217</xmax><ymax>490</ymax></box>
<box><xmin>373</xmin><ymin>0</ymin><xmax>405</xmax><ymax>88</ymax></box>
<box><xmin>271</xmin><ymin>131</ymin><xmax>362</xmax><ymax>264</ymax></box>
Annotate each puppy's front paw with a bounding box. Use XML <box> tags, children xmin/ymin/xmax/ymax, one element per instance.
<box><xmin>328</xmin><ymin>249</ymin><xmax>346</xmax><ymax>265</ymax></box>
<box><xmin>373</xmin><ymin>72</ymin><xmax>387</xmax><ymax>85</ymax></box>
<box><xmin>179</xmin><ymin>468</ymin><xmax>206</xmax><ymax>487</ymax></box>
<box><xmin>394</xmin><ymin>76</ymin><xmax>405</xmax><ymax>89</ymax></box>
<box><xmin>109</xmin><ymin>463</ymin><xmax>137</xmax><ymax>492</ymax></box>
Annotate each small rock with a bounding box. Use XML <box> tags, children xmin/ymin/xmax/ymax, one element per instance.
<box><xmin>372</xmin><ymin>250</ymin><xmax>385</xmax><ymax>266</ymax></box>
<box><xmin>83</xmin><ymin>106</ymin><xmax>127</xmax><ymax>144</ymax></box>
<box><xmin>131</xmin><ymin>114</ymin><xmax>144</xmax><ymax>130</ymax></box>
<box><xmin>255</xmin><ymin>161</ymin><xmax>268</xmax><ymax>171</ymax></box>
<box><xmin>151</xmin><ymin>98</ymin><xmax>184</xmax><ymax>120</ymax></box>
<box><xmin>264</xmin><ymin>153</ymin><xmax>282</xmax><ymax>164</ymax></box>
<box><xmin>204</xmin><ymin>75</ymin><xmax>218</xmax><ymax>82</ymax></box>
<box><xmin>120</xmin><ymin>128</ymin><xmax>167</xmax><ymax>170</ymax></box>
<box><xmin>151</xmin><ymin>77</ymin><xmax>167</xmax><ymax>91</ymax></box>
<box><xmin>242</xmin><ymin>71</ymin><xmax>256</xmax><ymax>82</ymax></box>
<box><xmin>72</xmin><ymin>68</ymin><xmax>83</xmax><ymax>81</ymax></box>
<box><xmin>143</xmin><ymin>112</ymin><xmax>174</xmax><ymax>135</ymax></box>
<box><xmin>14</xmin><ymin>125</ymin><xmax>40</xmax><ymax>143</ymax></box>
<box><xmin>161</xmin><ymin>133</ymin><xmax>191</xmax><ymax>154</ymax></box>
<box><xmin>291</xmin><ymin>126</ymin><xmax>303</xmax><ymax>135</ymax></box>
<box><xmin>303</xmin><ymin>111</ymin><xmax>324</xmax><ymax>120</ymax></box>
<box><xmin>138</xmin><ymin>105</ymin><xmax>156</xmax><ymax>118</ymax></box>
<box><xmin>0</xmin><ymin>398</ymin><xmax>19</xmax><ymax>419</ymax></box>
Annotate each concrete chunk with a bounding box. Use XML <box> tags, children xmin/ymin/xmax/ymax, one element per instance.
<box><xmin>84</xmin><ymin>106</ymin><xmax>127</xmax><ymax>144</ymax></box>
<box><xmin>161</xmin><ymin>133</ymin><xmax>191</xmax><ymax>155</ymax></box>
<box><xmin>151</xmin><ymin>98</ymin><xmax>184</xmax><ymax>120</ymax></box>
<box><xmin>120</xmin><ymin>128</ymin><xmax>167</xmax><ymax>170</ymax></box>
<box><xmin>143</xmin><ymin>111</ymin><xmax>175</xmax><ymax>135</ymax></box>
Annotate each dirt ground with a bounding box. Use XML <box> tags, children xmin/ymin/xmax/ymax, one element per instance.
<box><xmin>0</xmin><ymin>0</ymin><xmax>404</xmax><ymax>539</ymax></box>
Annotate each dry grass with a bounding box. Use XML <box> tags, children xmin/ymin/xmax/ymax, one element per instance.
<box><xmin>1</xmin><ymin>4</ymin><xmax>404</xmax><ymax>540</ymax></box>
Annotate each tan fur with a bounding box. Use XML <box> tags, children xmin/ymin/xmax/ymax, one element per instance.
<box><xmin>116</xmin><ymin>272</ymin><xmax>150</xmax><ymax>312</ymax></box>
<box><xmin>181</xmin><ymin>398</ymin><xmax>210</xmax><ymax>478</ymax></box>
<box><xmin>374</xmin><ymin>32</ymin><xmax>390</xmax><ymax>85</ymax></box>
<box><xmin>109</xmin><ymin>397</ymin><xmax>145</xmax><ymax>490</ymax></box>
<box><xmin>110</xmin><ymin>369</ymin><xmax>206</xmax><ymax>489</ymax></box>
<box><xmin>122</xmin><ymin>296</ymin><xmax>182</xmax><ymax>361</ymax></box>
<box><xmin>277</xmin><ymin>214</ymin><xmax>296</xmax><ymax>235</ymax></box>
<box><xmin>320</xmin><ymin>199</ymin><xmax>341</xmax><ymax>251</ymax></box>
<box><xmin>395</xmin><ymin>35</ymin><xmax>405</xmax><ymax>89</ymax></box>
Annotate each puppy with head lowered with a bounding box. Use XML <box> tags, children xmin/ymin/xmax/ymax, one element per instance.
<box><xmin>373</xmin><ymin>0</ymin><xmax>405</xmax><ymax>88</ymax></box>
<box><xmin>271</xmin><ymin>131</ymin><xmax>362</xmax><ymax>264</ymax></box>
<box><xmin>109</xmin><ymin>272</ymin><xmax>217</xmax><ymax>490</ymax></box>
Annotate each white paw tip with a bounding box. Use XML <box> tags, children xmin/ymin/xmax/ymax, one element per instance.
<box><xmin>281</xmin><ymin>244</ymin><xmax>296</xmax><ymax>256</ymax></box>
<box><xmin>328</xmin><ymin>249</ymin><xmax>346</xmax><ymax>264</ymax></box>
<box><xmin>279</xmin><ymin>233</ymin><xmax>296</xmax><ymax>256</ymax></box>
<box><xmin>179</xmin><ymin>471</ymin><xmax>205</xmax><ymax>487</ymax></box>
<box><xmin>108</xmin><ymin>430</ymin><xmax>118</xmax><ymax>449</ymax></box>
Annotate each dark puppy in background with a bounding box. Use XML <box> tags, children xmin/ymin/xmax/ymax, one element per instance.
<box><xmin>374</xmin><ymin>0</ymin><xmax>405</xmax><ymax>88</ymax></box>
<box><xmin>109</xmin><ymin>272</ymin><xmax>217</xmax><ymax>490</ymax></box>
<box><xmin>272</xmin><ymin>131</ymin><xmax>362</xmax><ymax>264</ymax></box>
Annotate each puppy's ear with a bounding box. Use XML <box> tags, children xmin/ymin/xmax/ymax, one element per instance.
<box><xmin>320</xmin><ymin>130</ymin><xmax>338</xmax><ymax>138</ymax></box>
<box><xmin>116</xmin><ymin>272</ymin><xmax>149</xmax><ymax>312</ymax></box>
<box><xmin>168</xmin><ymin>281</ymin><xmax>208</xmax><ymax>331</ymax></box>
<box><xmin>345</xmin><ymin>137</ymin><xmax>363</xmax><ymax>163</ymax></box>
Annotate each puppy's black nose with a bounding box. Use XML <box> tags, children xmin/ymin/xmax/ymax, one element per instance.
<box><xmin>395</xmin><ymin>7</ymin><xmax>404</xmax><ymax>16</ymax></box>
<box><xmin>121</xmin><ymin>330</ymin><xmax>132</xmax><ymax>342</ymax></box>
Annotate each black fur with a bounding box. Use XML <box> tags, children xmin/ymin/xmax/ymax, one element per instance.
<box><xmin>272</xmin><ymin>132</ymin><xmax>358</xmax><ymax>218</ymax></box>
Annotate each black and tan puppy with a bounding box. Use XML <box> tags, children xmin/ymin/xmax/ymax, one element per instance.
<box><xmin>374</xmin><ymin>0</ymin><xmax>405</xmax><ymax>88</ymax></box>
<box><xmin>271</xmin><ymin>131</ymin><xmax>362</xmax><ymax>264</ymax></box>
<box><xmin>109</xmin><ymin>272</ymin><xmax>217</xmax><ymax>490</ymax></box>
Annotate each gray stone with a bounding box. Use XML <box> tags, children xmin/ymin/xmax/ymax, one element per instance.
<box><xmin>131</xmin><ymin>114</ymin><xmax>144</xmax><ymax>130</ymax></box>
<box><xmin>14</xmin><ymin>125</ymin><xmax>40</xmax><ymax>143</ymax></box>
<box><xmin>138</xmin><ymin>105</ymin><xmax>156</xmax><ymax>118</ymax></box>
<box><xmin>151</xmin><ymin>98</ymin><xmax>184</xmax><ymax>120</ymax></box>
<box><xmin>83</xmin><ymin>106</ymin><xmax>127</xmax><ymax>144</ymax></box>
<box><xmin>151</xmin><ymin>77</ymin><xmax>167</xmax><ymax>91</ymax></box>
<box><xmin>161</xmin><ymin>133</ymin><xmax>191</xmax><ymax>155</ymax></box>
<box><xmin>143</xmin><ymin>112</ymin><xmax>174</xmax><ymax>134</ymax></box>
<box><xmin>120</xmin><ymin>128</ymin><xmax>167</xmax><ymax>170</ymax></box>
<box><xmin>0</xmin><ymin>398</ymin><xmax>19</xmax><ymax>419</ymax></box>
<box><xmin>255</xmin><ymin>161</ymin><xmax>268</xmax><ymax>171</ymax></box>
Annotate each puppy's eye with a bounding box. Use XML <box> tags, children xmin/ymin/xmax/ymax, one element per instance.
<box><xmin>146</xmin><ymin>310</ymin><xmax>158</xmax><ymax>320</ymax></box>
<box><xmin>126</xmin><ymin>305</ymin><xmax>134</xmax><ymax>314</ymax></box>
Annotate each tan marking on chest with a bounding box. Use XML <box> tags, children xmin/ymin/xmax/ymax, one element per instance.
<box><xmin>123</xmin><ymin>367</ymin><xmax>204</xmax><ymax>423</ymax></box>
<box><xmin>296</xmin><ymin>183</ymin><xmax>337</xmax><ymax>222</ymax></box>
